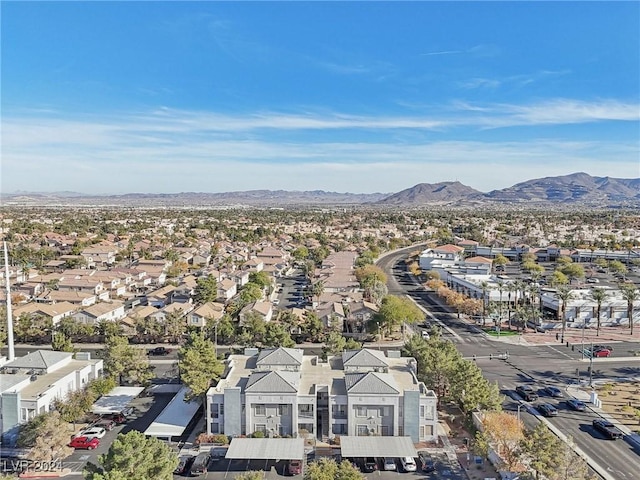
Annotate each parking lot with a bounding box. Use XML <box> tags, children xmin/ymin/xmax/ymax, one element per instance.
<box><xmin>173</xmin><ymin>451</ymin><xmax>468</xmax><ymax>479</ymax></box>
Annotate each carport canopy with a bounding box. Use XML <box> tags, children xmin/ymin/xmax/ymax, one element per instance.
<box><xmin>339</xmin><ymin>436</ymin><xmax>418</xmax><ymax>458</ymax></box>
<box><xmin>225</xmin><ymin>438</ymin><xmax>304</xmax><ymax>460</ymax></box>
<box><xmin>91</xmin><ymin>386</ymin><xmax>144</xmax><ymax>415</ymax></box>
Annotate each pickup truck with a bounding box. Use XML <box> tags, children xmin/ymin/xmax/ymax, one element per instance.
<box><xmin>148</xmin><ymin>346</ymin><xmax>171</xmax><ymax>356</ymax></box>
<box><xmin>592</xmin><ymin>419</ymin><xmax>624</xmax><ymax>439</ymax></box>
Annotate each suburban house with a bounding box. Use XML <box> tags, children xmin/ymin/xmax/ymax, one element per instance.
<box><xmin>239</xmin><ymin>301</ymin><xmax>274</xmax><ymax>324</ymax></box>
<box><xmin>13</xmin><ymin>301</ymin><xmax>77</xmax><ymax>326</ymax></box>
<box><xmin>72</xmin><ymin>301</ymin><xmax>126</xmax><ymax>325</ymax></box>
<box><xmin>418</xmin><ymin>244</ymin><xmax>465</xmax><ymax>272</ymax></box>
<box><xmin>206</xmin><ymin>347</ymin><xmax>438</xmax><ymax>443</ymax></box>
<box><xmin>217</xmin><ymin>279</ymin><xmax>238</xmax><ymax>302</ymax></box>
<box><xmin>0</xmin><ymin>351</ymin><xmax>103</xmax><ymax>445</ymax></box>
<box><xmin>80</xmin><ymin>245</ymin><xmax>117</xmax><ymax>267</ymax></box>
<box><xmin>188</xmin><ymin>302</ymin><xmax>226</xmax><ymax>329</ymax></box>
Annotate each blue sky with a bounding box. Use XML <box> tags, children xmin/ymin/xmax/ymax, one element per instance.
<box><xmin>2</xmin><ymin>1</ymin><xmax>639</xmax><ymax>194</ymax></box>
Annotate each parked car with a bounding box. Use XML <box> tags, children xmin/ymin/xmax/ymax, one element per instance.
<box><xmin>95</xmin><ymin>419</ymin><xmax>116</xmax><ymax>431</ymax></box>
<box><xmin>544</xmin><ymin>386</ymin><xmax>563</xmax><ymax>398</ymax></box>
<box><xmin>418</xmin><ymin>452</ymin><xmax>435</xmax><ymax>472</ymax></box>
<box><xmin>566</xmin><ymin>399</ymin><xmax>586</xmax><ymax>411</ymax></box>
<box><xmin>592</xmin><ymin>348</ymin><xmax>611</xmax><ymax>358</ymax></box>
<box><xmin>537</xmin><ymin>403</ymin><xmax>558</xmax><ymax>417</ymax></box>
<box><xmin>288</xmin><ymin>459</ymin><xmax>303</xmax><ymax>475</ymax></box>
<box><xmin>189</xmin><ymin>452</ymin><xmax>210</xmax><ymax>476</ymax></box>
<box><xmin>382</xmin><ymin>457</ymin><xmax>397</xmax><ymax>471</ymax></box>
<box><xmin>174</xmin><ymin>455</ymin><xmax>195</xmax><ymax>475</ymax></box>
<box><xmin>593</xmin><ymin>345</ymin><xmax>614</xmax><ymax>352</ymax></box>
<box><xmin>362</xmin><ymin>457</ymin><xmax>377</xmax><ymax>472</ymax></box>
<box><xmin>399</xmin><ymin>456</ymin><xmax>417</xmax><ymax>472</ymax></box>
<box><xmin>78</xmin><ymin>426</ymin><xmax>106</xmax><ymax>439</ymax></box>
<box><xmin>69</xmin><ymin>436</ymin><xmax>100</xmax><ymax>450</ymax></box>
<box><xmin>148</xmin><ymin>346</ymin><xmax>171</xmax><ymax>356</ymax></box>
<box><xmin>516</xmin><ymin>385</ymin><xmax>538</xmax><ymax>401</ymax></box>
<box><xmin>421</xmin><ymin>330</ymin><xmax>430</xmax><ymax>340</ymax></box>
<box><xmin>592</xmin><ymin>419</ymin><xmax>624</xmax><ymax>439</ymax></box>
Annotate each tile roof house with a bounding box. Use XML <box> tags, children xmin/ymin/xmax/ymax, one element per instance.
<box><xmin>188</xmin><ymin>302</ymin><xmax>226</xmax><ymax>329</ymax></box>
<box><xmin>13</xmin><ymin>301</ymin><xmax>77</xmax><ymax>326</ymax></box>
<box><xmin>72</xmin><ymin>301</ymin><xmax>126</xmax><ymax>325</ymax></box>
<box><xmin>239</xmin><ymin>301</ymin><xmax>273</xmax><ymax>325</ymax></box>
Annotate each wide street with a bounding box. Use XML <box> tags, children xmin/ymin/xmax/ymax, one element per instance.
<box><xmin>377</xmin><ymin>246</ymin><xmax>640</xmax><ymax>480</ymax></box>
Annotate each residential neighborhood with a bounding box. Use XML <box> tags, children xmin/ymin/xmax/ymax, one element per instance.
<box><xmin>0</xmin><ymin>206</ymin><xmax>639</xmax><ymax>479</ymax></box>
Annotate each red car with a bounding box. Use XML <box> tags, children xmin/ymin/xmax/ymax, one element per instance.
<box><xmin>593</xmin><ymin>348</ymin><xmax>611</xmax><ymax>358</ymax></box>
<box><xmin>69</xmin><ymin>436</ymin><xmax>100</xmax><ymax>450</ymax></box>
<box><xmin>288</xmin><ymin>460</ymin><xmax>303</xmax><ymax>475</ymax></box>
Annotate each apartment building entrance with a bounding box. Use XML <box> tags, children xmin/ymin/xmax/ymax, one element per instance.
<box><xmin>316</xmin><ymin>387</ymin><xmax>329</xmax><ymax>440</ymax></box>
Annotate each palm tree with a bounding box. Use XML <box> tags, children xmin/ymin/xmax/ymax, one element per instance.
<box><xmin>496</xmin><ymin>280</ymin><xmax>505</xmax><ymax>324</ymax></box>
<box><xmin>555</xmin><ymin>286</ymin><xmax>575</xmax><ymax>343</ymax></box>
<box><xmin>506</xmin><ymin>283</ymin><xmax>516</xmax><ymax>329</ymax></box>
<box><xmin>480</xmin><ymin>281</ymin><xmax>489</xmax><ymax>326</ymax></box>
<box><xmin>619</xmin><ymin>284</ymin><xmax>638</xmax><ymax>336</ymax></box>
<box><xmin>589</xmin><ymin>288</ymin><xmax>608</xmax><ymax>337</ymax></box>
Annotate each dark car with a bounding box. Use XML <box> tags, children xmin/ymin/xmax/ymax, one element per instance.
<box><xmin>418</xmin><ymin>451</ymin><xmax>435</xmax><ymax>472</ymax></box>
<box><xmin>95</xmin><ymin>418</ymin><xmax>116</xmax><ymax>431</ymax></box>
<box><xmin>592</xmin><ymin>419</ymin><xmax>623</xmax><ymax>439</ymax></box>
<box><xmin>537</xmin><ymin>403</ymin><xmax>558</xmax><ymax>417</ymax></box>
<box><xmin>566</xmin><ymin>399</ymin><xmax>586</xmax><ymax>411</ymax></box>
<box><xmin>361</xmin><ymin>457</ymin><xmax>377</xmax><ymax>473</ymax></box>
<box><xmin>516</xmin><ymin>385</ymin><xmax>538</xmax><ymax>402</ymax></box>
<box><xmin>174</xmin><ymin>455</ymin><xmax>195</xmax><ymax>475</ymax></box>
<box><xmin>544</xmin><ymin>386</ymin><xmax>563</xmax><ymax>398</ymax></box>
<box><xmin>189</xmin><ymin>452</ymin><xmax>210</xmax><ymax>476</ymax></box>
<box><xmin>148</xmin><ymin>346</ymin><xmax>171</xmax><ymax>356</ymax></box>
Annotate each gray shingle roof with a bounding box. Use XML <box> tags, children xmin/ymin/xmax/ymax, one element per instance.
<box><xmin>4</xmin><ymin>350</ymin><xmax>73</xmax><ymax>371</ymax></box>
<box><xmin>245</xmin><ymin>370</ymin><xmax>300</xmax><ymax>393</ymax></box>
<box><xmin>342</xmin><ymin>349</ymin><xmax>388</xmax><ymax>368</ymax></box>
<box><xmin>344</xmin><ymin>372</ymin><xmax>399</xmax><ymax>395</ymax></box>
<box><xmin>257</xmin><ymin>347</ymin><xmax>303</xmax><ymax>367</ymax></box>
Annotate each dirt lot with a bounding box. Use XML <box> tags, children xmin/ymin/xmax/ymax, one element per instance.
<box><xmin>593</xmin><ymin>381</ymin><xmax>640</xmax><ymax>433</ymax></box>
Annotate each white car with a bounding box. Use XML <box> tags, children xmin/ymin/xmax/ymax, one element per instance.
<box><xmin>383</xmin><ymin>458</ymin><xmax>397</xmax><ymax>471</ymax></box>
<box><xmin>79</xmin><ymin>426</ymin><xmax>106</xmax><ymax>439</ymax></box>
<box><xmin>399</xmin><ymin>456</ymin><xmax>417</xmax><ymax>472</ymax></box>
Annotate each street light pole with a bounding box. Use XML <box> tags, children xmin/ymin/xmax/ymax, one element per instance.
<box><xmin>581</xmin><ymin>317</ymin><xmax>586</xmax><ymax>360</ymax></box>
<box><xmin>517</xmin><ymin>404</ymin><xmax>523</xmax><ymax>422</ymax></box>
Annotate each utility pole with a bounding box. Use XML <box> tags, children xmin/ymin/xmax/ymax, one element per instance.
<box><xmin>3</xmin><ymin>241</ymin><xmax>15</xmax><ymax>361</ymax></box>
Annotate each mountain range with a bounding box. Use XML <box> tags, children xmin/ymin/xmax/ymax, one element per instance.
<box><xmin>2</xmin><ymin>173</ymin><xmax>639</xmax><ymax>208</ymax></box>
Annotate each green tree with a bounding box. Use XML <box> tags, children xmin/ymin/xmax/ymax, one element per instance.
<box><xmin>450</xmin><ymin>359</ymin><xmax>502</xmax><ymax>413</ymax></box>
<box><xmin>240</xmin><ymin>283</ymin><xmax>264</xmax><ymax>305</ymax></box>
<box><xmin>520</xmin><ymin>423</ymin><xmax>560</xmax><ymax>479</ymax></box>
<box><xmin>249</xmin><ymin>271</ymin><xmax>271</xmax><ymax>290</ymax></box>
<box><xmin>304</xmin><ymin>457</ymin><xmax>364</xmax><ymax>480</ymax></box>
<box><xmin>301</xmin><ymin>311</ymin><xmax>324</xmax><ymax>341</ymax></box>
<box><xmin>555</xmin><ymin>286</ymin><xmax>574</xmax><ymax>343</ymax></box>
<box><xmin>233</xmin><ymin>472</ymin><xmax>264</xmax><ymax>480</ymax></box>
<box><xmin>54</xmin><ymin>388</ymin><xmax>96</xmax><ymax>428</ymax></box>
<box><xmin>375</xmin><ymin>295</ymin><xmax>423</xmax><ymax>335</ymax></box>
<box><xmin>52</xmin><ymin>331</ymin><xmax>75</xmax><ymax>352</ymax></box>
<box><xmin>608</xmin><ymin>260</ymin><xmax>628</xmax><ymax>275</ymax></box>
<box><xmin>292</xmin><ymin>246</ymin><xmax>309</xmax><ymax>262</ymax></box>
<box><xmin>560</xmin><ymin>263</ymin><xmax>585</xmax><ymax>284</ymax></box>
<box><xmin>17</xmin><ymin>411</ymin><xmax>73</xmax><ymax>462</ymax></box>
<box><xmin>178</xmin><ymin>333</ymin><xmax>224</xmax><ymax>401</ymax></box>
<box><xmin>193</xmin><ymin>276</ymin><xmax>218</xmax><ymax>304</ymax></box>
<box><xmin>84</xmin><ymin>430</ymin><xmax>178</xmax><ymax>480</ymax></box>
<box><xmin>242</xmin><ymin>312</ymin><xmax>267</xmax><ymax>345</ymax></box>
<box><xmin>493</xmin><ymin>254</ymin><xmax>509</xmax><ymax>270</ymax></box>
<box><xmin>619</xmin><ymin>283</ymin><xmax>638</xmax><ymax>335</ymax></box>
<box><xmin>264</xmin><ymin>323</ymin><xmax>295</xmax><ymax>348</ymax></box>
<box><xmin>589</xmin><ymin>287</ymin><xmax>608</xmax><ymax>337</ymax></box>
<box><xmin>103</xmin><ymin>336</ymin><xmax>152</xmax><ymax>385</ymax></box>
<box><xmin>550</xmin><ymin>270</ymin><xmax>568</xmax><ymax>287</ymax></box>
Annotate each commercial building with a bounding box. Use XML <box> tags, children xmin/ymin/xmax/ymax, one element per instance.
<box><xmin>206</xmin><ymin>347</ymin><xmax>438</xmax><ymax>443</ymax></box>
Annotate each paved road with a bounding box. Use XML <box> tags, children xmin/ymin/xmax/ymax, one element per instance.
<box><xmin>377</xmin><ymin>247</ymin><xmax>640</xmax><ymax>480</ymax></box>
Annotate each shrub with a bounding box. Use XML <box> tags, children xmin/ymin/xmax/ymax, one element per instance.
<box><xmin>251</xmin><ymin>430</ymin><xmax>265</xmax><ymax>438</ymax></box>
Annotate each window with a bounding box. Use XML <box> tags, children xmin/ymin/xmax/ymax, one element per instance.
<box><xmin>399</xmin><ymin>405</ymin><xmax>403</xmax><ymax>417</ymax></box>
<box><xmin>420</xmin><ymin>405</ymin><xmax>425</xmax><ymax>418</ymax></box>
<box><xmin>398</xmin><ymin>426</ymin><xmax>404</xmax><ymax>436</ymax></box>
<box><xmin>278</xmin><ymin>404</ymin><xmax>289</xmax><ymax>416</ymax></box>
<box><xmin>332</xmin><ymin>405</ymin><xmax>347</xmax><ymax>418</ymax></box>
<box><xmin>356</xmin><ymin>406</ymin><xmax>366</xmax><ymax>417</ymax></box>
<box><xmin>211</xmin><ymin>404</ymin><xmax>219</xmax><ymax>418</ymax></box>
<box><xmin>380</xmin><ymin>425</ymin><xmax>390</xmax><ymax>436</ymax></box>
<box><xmin>357</xmin><ymin>425</ymin><xmax>368</xmax><ymax>436</ymax></box>
<box><xmin>220</xmin><ymin>404</ymin><xmax>224</xmax><ymax>416</ymax></box>
<box><xmin>332</xmin><ymin>424</ymin><xmax>347</xmax><ymax>435</ymax></box>
<box><xmin>255</xmin><ymin>405</ymin><xmax>266</xmax><ymax>416</ymax></box>
<box><xmin>255</xmin><ymin>424</ymin><xmax>266</xmax><ymax>434</ymax></box>
<box><xmin>212</xmin><ymin>422</ymin><xmax>220</xmax><ymax>434</ymax></box>
<box><xmin>299</xmin><ymin>405</ymin><xmax>314</xmax><ymax>417</ymax></box>
<box><xmin>424</xmin><ymin>405</ymin><xmax>434</xmax><ymax>420</ymax></box>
